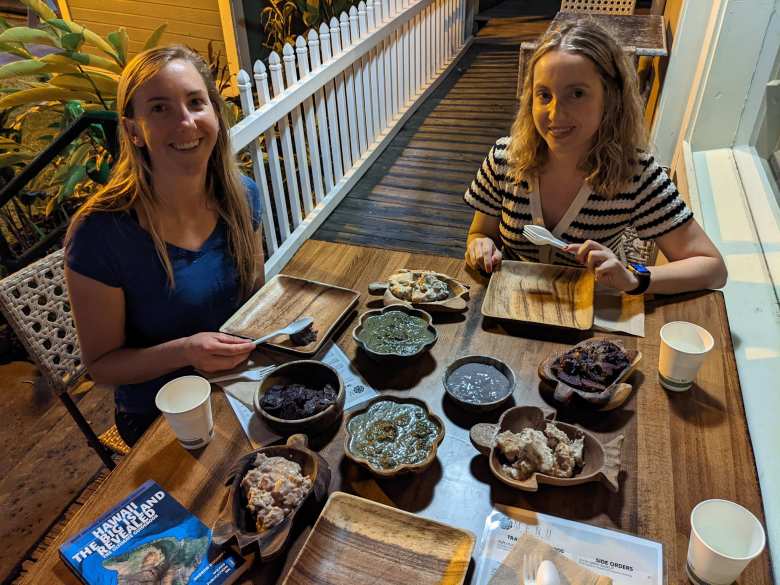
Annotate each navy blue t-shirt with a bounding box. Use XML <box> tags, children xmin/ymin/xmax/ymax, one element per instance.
<box><xmin>66</xmin><ymin>176</ymin><xmax>262</xmax><ymax>414</ymax></box>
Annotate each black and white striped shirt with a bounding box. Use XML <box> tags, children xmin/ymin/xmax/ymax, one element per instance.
<box><xmin>464</xmin><ymin>137</ymin><xmax>694</xmax><ymax>266</ymax></box>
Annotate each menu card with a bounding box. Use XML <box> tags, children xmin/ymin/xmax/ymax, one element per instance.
<box><xmin>222</xmin><ymin>342</ymin><xmax>378</xmax><ymax>447</ymax></box>
<box><xmin>474</xmin><ymin>505</ymin><xmax>663</xmax><ymax>585</ymax></box>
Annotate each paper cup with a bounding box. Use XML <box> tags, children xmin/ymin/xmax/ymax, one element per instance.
<box><xmin>155</xmin><ymin>375</ymin><xmax>213</xmax><ymax>450</ymax></box>
<box><xmin>687</xmin><ymin>499</ymin><xmax>765</xmax><ymax>584</ymax></box>
<box><xmin>658</xmin><ymin>321</ymin><xmax>714</xmax><ymax>391</ymax></box>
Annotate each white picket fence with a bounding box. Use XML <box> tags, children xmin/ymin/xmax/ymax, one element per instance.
<box><xmin>228</xmin><ymin>0</ymin><xmax>473</xmax><ymax>278</ymax></box>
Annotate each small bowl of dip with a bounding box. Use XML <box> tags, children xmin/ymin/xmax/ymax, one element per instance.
<box><xmin>443</xmin><ymin>355</ymin><xmax>515</xmax><ymax>412</ymax></box>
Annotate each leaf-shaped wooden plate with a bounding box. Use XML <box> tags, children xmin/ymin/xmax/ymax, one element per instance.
<box><xmin>212</xmin><ymin>434</ymin><xmax>331</xmax><ymax>560</ymax></box>
<box><xmin>368</xmin><ymin>268</ymin><xmax>469</xmax><ymax>312</ymax></box>
<box><xmin>469</xmin><ymin>405</ymin><xmax>623</xmax><ymax>492</ymax></box>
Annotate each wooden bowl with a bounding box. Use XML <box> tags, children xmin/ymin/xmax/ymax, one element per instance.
<box><xmin>211</xmin><ymin>434</ymin><xmax>331</xmax><ymax>559</ymax></box>
<box><xmin>538</xmin><ymin>339</ymin><xmax>641</xmax><ymax>411</ymax></box>
<box><xmin>344</xmin><ymin>396</ymin><xmax>445</xmax><ymax>477</ymax></box>
<box><xmin>352</xmin><ymin>304</ymin><xmax>438</xmax><ymax>361</ymax></box>
<box><xmin>469</xmin><ymin>405</ymin><xmax>623</xmax><ymax>492</ymax></box>
<box><xmin>443</xmin><ymin>355</ymin><xmax>515</xmax><ymax>412</ymax></box>
<box><xmin>367</xmin><ymin>268</ymin><xmax>470</xmax><ymax>312</ymax></box>
<box><xmin>253</xmin><ymin>360</ymin><xmax>345</xmax><ymax>435</ymax></box>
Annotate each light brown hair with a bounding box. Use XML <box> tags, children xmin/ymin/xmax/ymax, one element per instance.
<box><xmin>67</xmin><ymin>45</ymin><xmax>259</xmax><ymax>297</ymax></box>
<box><xmin>508</xmin><ymin>20</ymin><xmax>647</xmax><ymax>197</ymax></box>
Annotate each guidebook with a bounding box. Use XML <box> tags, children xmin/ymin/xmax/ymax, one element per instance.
<box><xmin>474</xmin><ymin>505</ymin><xmax>664</xmax><ymax>585</ymax></box>
<box><xmin>59</xmin><ymin>480</ymin><xmax>248</xmax><ymax>585</ymax></box>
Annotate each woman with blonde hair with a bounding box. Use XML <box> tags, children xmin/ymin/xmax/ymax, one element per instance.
<box><xmin>465</xmin><ymin>21</ymin><xmax>726</xmax><ymax>294</ymax></box>
<box><xmin>65</xmin><ymin>45</ymin><xmax>264</xmax><ymax>446</ymax></box>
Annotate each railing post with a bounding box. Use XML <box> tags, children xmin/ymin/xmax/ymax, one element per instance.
<box><xmin>329</xmin><ymin>18</ymin><xmax>354</xmax><ymax>172</ymax></box>
<box><xmin>296</xmin><ymin>35</ymin><xmax>326</xmax><ymax>205</ymax></box>
<box><xmin>307</xmin><ymin>28</ymin><xmax>337</xmax><ymax>192</ymax></box>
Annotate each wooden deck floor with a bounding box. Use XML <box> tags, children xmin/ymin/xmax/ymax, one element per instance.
<box><xmin>313</xmin><ymin>44</ymin><xmax>520</xmax><ymax>258</ymax></box>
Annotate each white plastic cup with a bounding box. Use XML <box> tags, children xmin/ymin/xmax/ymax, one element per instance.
<box><xmin>658</xmin><ymin>321</ymin><xmax>714</xmax><ymax>391</ymax></box>
<box><xmin>155</xmin><ymin>375</ymin><xmax>213</xmax><ymax>450</ymax></box>
<box><xmin>687</xmin><ymin>499</ymin><xmax>766</xmax><ymax>584</ymax></box>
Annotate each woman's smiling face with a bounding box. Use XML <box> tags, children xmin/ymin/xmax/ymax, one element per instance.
<box><xmin>531</xmin><ymin>49</ymin><xmax>605</xmax><ymax>158</ymax></box>
<box><xmin>123</xmin><ymin>59</ymin><xmax>219</xmax><ymax>180</ymax></box>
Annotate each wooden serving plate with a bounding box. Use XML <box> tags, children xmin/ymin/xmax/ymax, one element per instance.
<box><xmin>220</xmin><ymin>274</ymin><xmax>360</xmax><ymax>356</ymax></box>
<box><xmin>469</xmin><ymin>405</ymin><xmax>623</xmax><ymax>492</ymax></box>
<box><xmin>481</xmin><ymin>260</ymin><xmax>595</xmax><ymax>330</ymax></box>
<box><xmin>538</xmin><ymin>339</ymin><xmax>641</xmax><ymax>411</ymax></box>
<box><xmin>368</xmin><ymin>268</ymin><xmax>469</xmax><ymax>312</ymax></box>
<box><xmin>344</xmin><ymin>396</ymin><xmax>445</xmax><ymax>477</ymax></box>
<box><xmin>212</xmin><ymin>434</ymin><xmax>331</xmax><ymax>560</ymax></box>
<box><xmin>280</xmin><ymin>492</ymin><xmax>475</xmax><ymax>585</ymax></box>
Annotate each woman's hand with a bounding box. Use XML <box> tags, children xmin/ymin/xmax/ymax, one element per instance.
<box><xmin>466</xmin><ymin>236</ymin><xmax>503</xmax><ymax>273</ymax></box>
<box><xmin>564</xmin><ymin>240</ymin><xmax>639</xmax><ymax>292</ymax></box>
<box><xmin>184</xmin><ymin>332</ymin><xmax>256</xmax><ymax>372</ymax></box>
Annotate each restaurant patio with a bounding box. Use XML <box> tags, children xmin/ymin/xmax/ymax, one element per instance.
<box><xmin>0</xmin><ymin>0</ymin><xmax>777</xmax><ymax>584</ymax></box>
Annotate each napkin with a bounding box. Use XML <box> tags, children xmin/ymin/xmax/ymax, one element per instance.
<box><xmin>488</xmin><ymin>534</ymin><xmax>613</xmax><ymax>585</ymax></box>
<box><xmin>592</xmin><ymin>283</ymin><xmax>645</xmax><ymax>337</ymax></box>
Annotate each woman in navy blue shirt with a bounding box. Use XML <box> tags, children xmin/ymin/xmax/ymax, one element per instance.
<box><xmin>65</xmin><ymin>45</ymin><xmax>264</xmax><ymax>446</ymax></box>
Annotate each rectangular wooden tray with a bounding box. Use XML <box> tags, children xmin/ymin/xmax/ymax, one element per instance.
<box><xmin>220</xmin><ymin>274</ymin><xmax>360</xmax><ymax>355</ymax></box>
<box><xmin>281</xmin><ymin>492</ymin><xmax>475</xmax><ymax>585</ymax></box>
<box><xmin>481</xmin><ymin>260</ymin><xmax>595</xmax><ymax>330</ymax></box>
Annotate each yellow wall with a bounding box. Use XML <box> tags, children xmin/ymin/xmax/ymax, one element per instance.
<box><xmin>56</xmin><ymin>0</ymin><xmax>239</xmax><ymax>94</ymax></box>
<box><xmin>644</xmin><ymin>0</ymin><xmax>684</xmax><ymax>127</ymax></box>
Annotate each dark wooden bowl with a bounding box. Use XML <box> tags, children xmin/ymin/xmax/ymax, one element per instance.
<box><xmin>212</xmin><ymin>434</ymin><xmax>331</xmax><ymax>560</ymax></box>
<box><xmin>352</xmin><ymin>304</ymin><xmax>438</xmax><ymax>361</ymax></box>
<box><xmin>469</xmin><ymin>406</ymin><xmax>623</xmax><ymax>492</ymax></box>
<box><xmin>344</xmin><ymin>396</ymin><xmax>445</xmax><ymax>477</ymax></box>
<box><xmin>253</xmin><ymin>360</ymin><xmax>345</xmax><ymax>435</ymax></box>
<box><xmin>538</xmin><ymin>339</ymin><xmax>641</xmax><ymax>411</ymax></box>
<box><xmin>443</xmin><ymin>355</ymin><xmax>515</xmax><ymax>412</ymax></box>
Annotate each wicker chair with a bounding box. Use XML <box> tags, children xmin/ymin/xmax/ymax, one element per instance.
<box><xmin>560</xmin><ymin>0</ymin><xmax>637</xmax><ymax>15</ymax></box>
<box><xmin>0</xmin><ymin>248</ymin><xmax>128</xmax><ymax>469</ymax></box>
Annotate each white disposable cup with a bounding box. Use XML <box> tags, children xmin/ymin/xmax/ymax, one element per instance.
<box><xmin>658</xmin><ymin>321</ymin><xmax>714</xmax><ymax>391</ymax></box>
<box><xmin>155</xmin><ymin>375</ymin><xmax>213</xmax><ymax>450</ymax></box>
<box><xmin>687</xmin><ymin>499</ymin><xmax>765</xmax><ymax>585</ymax></box>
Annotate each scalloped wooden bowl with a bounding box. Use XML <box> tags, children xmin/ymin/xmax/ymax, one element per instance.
<box><xmin>344</xmin><ymin>396</ymin><xmax>445</xmax><ymax>477</ymax></box>
<box><xmin>352</xmin><ymin>304</ymin><xmax>438</xmax><ymax>361</ymax></box>
<box><xmin>211</xmin><ymin>434</ymin><xmax>331</xmax><ymax>560</ymax></box>
<box><xmin>469</xmin><ymin>405</ymin><xmax>623</xmax><ymax>492</ymax></box>
<box><xmin>367</xmin><ymin>269</ymin><xmax>470</xmax><ymax>312</ymax></box>
<box><xmin>538</xmin><ymin>339</ymin><xmax>641</xmax><ymax>411</ymax></box>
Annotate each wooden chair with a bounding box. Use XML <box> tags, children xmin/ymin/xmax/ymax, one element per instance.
<box><xmin>560</xmin><ymin>0</ymin><xmax>637</xmax><ymax>15</ymax></box>
<box><xmin>0</xmin><ymin>249</ymin><xmax>128</xmax><ymax>469</ymax></box>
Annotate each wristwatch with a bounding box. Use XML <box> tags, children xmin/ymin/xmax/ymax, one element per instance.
<box><xmin>626</xmin><ymin>262</ymin><xmax>651</xmax><ymax>295</ymax></box>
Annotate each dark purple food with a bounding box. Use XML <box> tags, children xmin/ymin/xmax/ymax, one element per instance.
<box><xmin>551</xmin><ymin>340</ymin><xmax>630</xmax><ymax>392</ymax></box>
<box><xmin>260</xmin><ymin>383</ymin><xmax>337</xmax><ymax>420</ymax></box>
<box><xmin>289</xmin><ymin>324</ymin><xmax>318</xmax><ymax>346</ymax></box>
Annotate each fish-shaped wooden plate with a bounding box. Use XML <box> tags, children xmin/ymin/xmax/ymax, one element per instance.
<box><xmin>368</xmin><ymin>268</ymin><xmax>469</xmax><ymax>312</ymax></box>
<box><xmin>539</xmin><ymin>339</ymin><xmax>641</xmax><ymax>411</ymax></box>
<box><xmin>212</xmin><ymin>434</ymin><xmax>330</xmax><ymax>560</ymax></box>
<box><xmin>469</xmin><ymin>405</ymin><xmax>623</xmax><ymax>492</ymax></box>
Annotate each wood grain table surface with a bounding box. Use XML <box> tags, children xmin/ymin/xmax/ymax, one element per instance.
<box><xmin>521</xmin><ymin>12</ymin><xmax>668</xmax><ymax>57</ymax></box>
<box><xmin>22</xmin><ymin>240</ymin><xmax>772</xmax><ymax>584</ymax></box>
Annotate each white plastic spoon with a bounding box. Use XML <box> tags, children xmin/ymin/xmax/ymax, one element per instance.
<box><xmin>252</xmin><ymin>316</ymin><xmax>314</xmax><ymax>346</ymax></box>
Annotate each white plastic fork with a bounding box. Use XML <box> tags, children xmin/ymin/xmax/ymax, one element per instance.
<box><xmin>523</xmin><ymin>552</ymin><xmax>542</xmax><ymax>585</ymax></box>
<box><xmin>522</xmin><ymin>224</ymin><xmax>569</xmax><ymax>251</ymax></box>
<box><xmin>205</xmin><ymin>365</ymin><xmax>276</xmax><ymax>385</ymax></box>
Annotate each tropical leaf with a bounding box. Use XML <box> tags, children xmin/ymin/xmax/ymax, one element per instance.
<box><xmin>0</xmin><ymin>87</ymin><xmax>99</xmax><ymax>109</ymax></box>
<box><xmin>42</xmin><ymin>51</ymin><xmax>123</xmax><ymax>74</ymax></box>
<box><xmin>60</xmin><ymin>32</ymin><xmax>84</xmax><ymax>52</ymax></box>
<box><xmin>66</xmin><ymin>142</ymin><xmax>91</xmax><ymax>168</ymax></box>
<box><xmin>0</xmin><ymin>26</ymin><xmax>60</xmax><ymax>47</ymax></box>
<box><xmin>107</xmin><ymin>28</ymin><xmax>128</xmax><ymax>64</ymax></box>
<box><xmin>45</xmin><ymin>20</ymin><xmax>121</xmax><ymax>64</ymax></box>
<box><xmin>0</xmin><ymin>151</ymin><xmax>35</xmax><ymax>167</ymax></box>
<box><xmin>19</xmin><ymin>0</ymin><xmax>58</xmax><ymax>21</ymax></box>
<box><xmin>49</xmin><ymin>72</ymin><xmax>117</xmax><ymax>96</ymax></box>
<box><xmin>0</xmin><ymin>17</ymin><xmax>12</xmax><ymax>31</ymax></box>
<box><xmin>0</xmin><ymin>41</ymin><xmax>33</xmax><ymax>59</ymax></box>
<box><xmin>142</xmin><ymin>24</ymin><xmax>166</xmax><ymax>51</ymax></box>
<box><xmin>302</xmin><ymin>0</ymin><xmax>321</xmax><ymax>26</ymax></box>
<box><xmin>0</xmin><ymin>59</ymin><xmax>49</xmax><ymax>79</ymax></box>
<box><xmin>50</xmin><ymin>164</ymin><xmax>87</xmax><ymax>214</ymax></box>
<box><xmin>0</xmin><ymin>136</ymin><xmax>27</xmax><ymax>149</ymax></box>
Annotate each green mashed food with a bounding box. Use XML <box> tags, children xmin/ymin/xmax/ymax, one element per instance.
<box><xmin>348</xmin><ymin>401</ymin><xmax>440</xmax><ymax>470</ymax></box>
<box><xmin>357</xmin><ymin>311</ymin><xmax>435</xmax><ymax>355</ymax></box>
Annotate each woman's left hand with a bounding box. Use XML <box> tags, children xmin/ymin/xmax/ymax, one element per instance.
<box><xmin>564</xmin><ymin>240</ymin><xmax>639</xmax><ymax>292</ymax></box>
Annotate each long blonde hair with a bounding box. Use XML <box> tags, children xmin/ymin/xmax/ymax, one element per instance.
<box><xmin>67</xmin><ymin>45</ymin><xmax>259</xmax><ymax>297</ymax></box>
<box><xmin>508</xmin><ymin>20</ymin><xmax>647</xmax><ymax>197</ymax></box>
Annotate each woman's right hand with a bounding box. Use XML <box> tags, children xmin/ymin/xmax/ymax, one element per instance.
<box><xmin>183</xmin><ymin>332</ymin><xmax>256</xmax><ymax>372</ymax></box>
<box><xmin>466</xmin><ymin>237</ymin><xmax>502</xmax><ymax>273</ymax></box>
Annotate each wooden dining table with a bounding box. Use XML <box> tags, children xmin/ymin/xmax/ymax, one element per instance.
<box><xmin>22</xmin><ymin>240</ymin><xmax>772</xmax><ymax>584</ymax></box>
